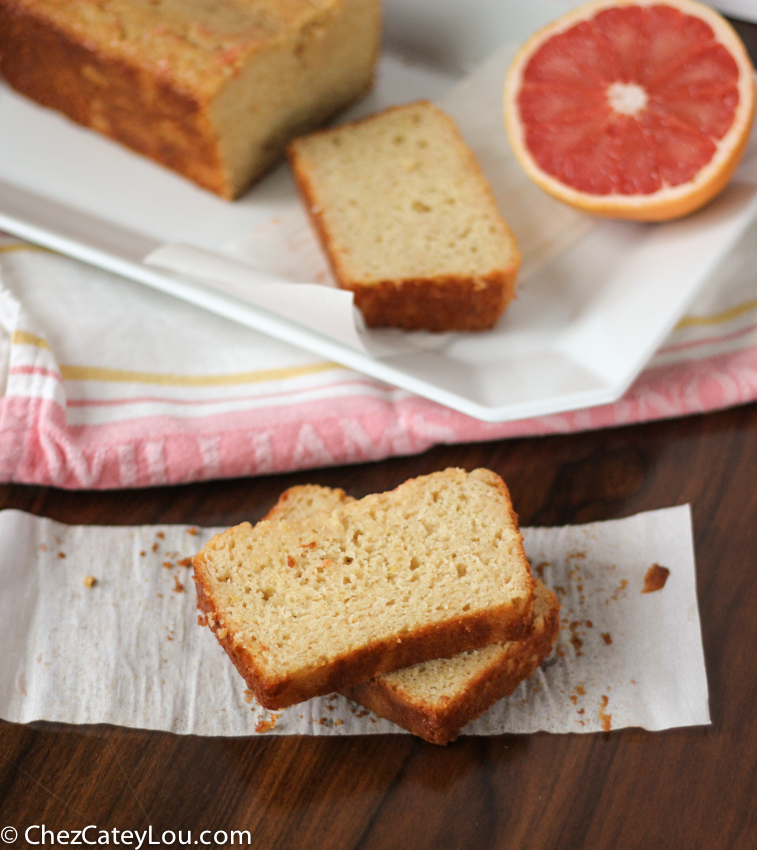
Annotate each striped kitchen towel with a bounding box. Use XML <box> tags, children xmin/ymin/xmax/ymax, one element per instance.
<box><xmin>0</xmin><ymin>229</ymin><xmax>755</xmax><ymax>490</ymax></box>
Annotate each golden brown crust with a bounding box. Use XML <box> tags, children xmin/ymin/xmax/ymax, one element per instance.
<box><xmin>0</xmin><ymin>0</ymin><xmax>229</xmax><ymax>196</ymax></box>
<box><xmin>343</xmin><ymin>588</ymin><xmax>560</xmax><ymax>745</ymax></box>
<box><xmin>287</xmin><ymin>105</ymin><xmax>520</xmax><ymax>332</ymax></box>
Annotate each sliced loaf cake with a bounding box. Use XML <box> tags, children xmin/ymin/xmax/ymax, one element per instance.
<box><xmin>193</xmin><ymin>468</ymin><xmax>534</xmax><ymax>709</ymax></box>
<box><xmin>265</xmin><ymin>484</ymin><xmax>559</xmax><ymax>744</ymax></box>
<box><xmin>288</xmin><ymin>101</ymin><xmax>520</xmax><ymax>331</ymax></box>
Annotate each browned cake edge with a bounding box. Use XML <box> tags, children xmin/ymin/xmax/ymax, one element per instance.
<box><xmin>342</xmin><ymin>585</ymin><xmax>560</xmax><ymax>745</ymax></box>
<box><xmin>287</xmin><ymin>101</ymin><xmax>520</xmax><ymax>331</ymax></box>
<box><xmin>194</xmin><ymin>550</ymin><xmax>534</xmax><ymax>710</ymax></box>
<box><xmin>0</xmin><ymin>0</ymin><xmax>230</xmax><ymax>196</ymax></box>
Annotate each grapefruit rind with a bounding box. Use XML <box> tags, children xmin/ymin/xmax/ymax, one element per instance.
<box><xmin>504</xmin><ymin>0</ymin><xmax>756</xmax><ymax>221</ymax></box>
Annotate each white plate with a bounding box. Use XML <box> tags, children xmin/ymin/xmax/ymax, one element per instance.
<box><xmin>0</xmin><ymin>0</ymin><xmax>756</xmax><ymax>423</ymax></box>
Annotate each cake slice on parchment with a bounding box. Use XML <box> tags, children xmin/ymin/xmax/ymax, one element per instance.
<box><xmin>192</xmin><ymin>468</ymin><xmax>535</xmax><ymax>710</ymax></box>
<box><xmin>288</xmin><ymin>101</ymin><xmax>520</xmax><ymax>331</ymax></box>
<box><xmin>263</xmin><ymin>484</ymin><xmax>560</xmax><ymax>744</ymax></box>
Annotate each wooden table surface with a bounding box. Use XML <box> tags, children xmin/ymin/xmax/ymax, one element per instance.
<box><xmin>2</xmin><ymin>16</ymin><xmax>757</xmax><ymax>850</ymax></box>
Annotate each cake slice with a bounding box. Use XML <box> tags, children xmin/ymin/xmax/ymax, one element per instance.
<box><xmin>0</xmin><ymin>0</ymin><xmax>381</xmax><ymax>198</ymax></box>
<box><xmin>288</xmin><ymin>101</ymin><xmax>520</xmax><ymax>331</ymax></box>
<box><xmin>265</xmin><ymin>485</ymin><xmax>560</xmax><ymax>744</ymax></box>
<box><xmin>193</xmin><ymin>468</ymin><xmax>534</xmax><ymax>709</ymax></box>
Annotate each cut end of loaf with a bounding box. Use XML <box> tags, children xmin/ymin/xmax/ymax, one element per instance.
<box><xmin>289</xmin><ymin>101</ymin><xmax>520</xmax><ymax>330</ymax></box>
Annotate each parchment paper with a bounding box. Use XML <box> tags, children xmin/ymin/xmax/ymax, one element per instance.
<box><xmin>0</xmin><ymin>505</ymin><xmax>709</xmax><ymax>737</ymax></box>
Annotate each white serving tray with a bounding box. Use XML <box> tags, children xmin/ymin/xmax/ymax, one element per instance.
<box><xmin>1</xmin><ymin>0</ymin><xmax>756</xmax><ymax>423</ymax></box>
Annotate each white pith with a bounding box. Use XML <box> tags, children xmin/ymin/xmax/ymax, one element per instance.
<box><xmin>607</xmin><ymin>81</ymin><xmax>649</xmax><ymax>116</ymax></box>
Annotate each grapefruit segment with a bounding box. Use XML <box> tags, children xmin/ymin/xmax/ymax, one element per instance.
<box><xmin>504</xmin><ymin>0</ymin><xmax>756</xmax><ymax>220</ymax></box>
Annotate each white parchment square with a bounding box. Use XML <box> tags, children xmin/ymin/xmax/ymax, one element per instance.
<box><xmin>0</xmin><ymin>506</ymin><xmax>708</xmax><ymax>737</ymax></box>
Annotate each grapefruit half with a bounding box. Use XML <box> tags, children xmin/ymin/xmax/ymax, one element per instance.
<box><xmin>504</xmin><ymin>0</ymin><xmax>756</xmax><ymax>220</ymax></box>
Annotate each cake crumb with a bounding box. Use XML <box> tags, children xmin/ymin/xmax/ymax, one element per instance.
<box><xmin>173</xmin><ymin>576</ymin><xmax>185</xmax><ymax>593</ymax></box>
<box><xmin>163</xmin><ymin>561</ymin><xmax>173</xmax><ymax>569</ymax></box>
<box><xmin>58</xmin><ymin>552</ymin><xmax>66</xmax><ymax>559</ymax></box>
<box><xmin>178</xmin><ymin>557</ymin><xmax>193</xmax><ymax>568</ymax></box>
<box><xmin>152</xmin><ymin>542</ymin><xmax>159</xmax><ymax>553</ymax></box>
<box><xmin>187</xmin><ymin>527</ymin><xmax>198</xmax><ymax>536</ymax></box>
<box><xmin>140</xmin><ymin>550</ymin><xmax>146</xmax><ymax>557</ymax></box>
<box><xmin>599</xmin><ymin>695</ymin><xmax>612</xmax><ymax>732</ymax></box>
<box><xmin>39</xmin><ymin>543</ymin><xmax>47</xmax><ymax>552</ymax></box>
<box><xmin>255</xmin><ymin>713</ymin><xmax>280</xmax><ymax>733</ymax></box>
<box><xmin>601</xmin><ymin>632</ymin><xmax>613</xmax><ymax>645</ymax></box>
<box><xmin>642</xmin><ymin>563</ymin><xmax>670</xmax><ymax>593</ymax></box>
<box><xmin>243</xmin><ymin>689</ymin><xmax>255</xmax><ymax>704</ymax></box>
<box><xmin>83</xmin><ymin>575</ymin><xmax>96</xmax><ymax>588</ymax></box>
<box><xmin>197</xmin><ymin>613</ymin><xmax>208</xmax><ymax>627</ymax></box>
<box><xmin>157</xmin><ymin>532</ymin><xmax>165</xmax><ymax>540</ymax></box>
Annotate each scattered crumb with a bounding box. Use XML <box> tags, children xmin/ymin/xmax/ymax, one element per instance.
<box><xmin>197</xmin><ymin>613</ymin><xmax>208</xmax><ymax>627</ymax></box>
<box><xmin>575</xmin><ymin>685</ymin><xmax>586</xmax><ymax>696</ymax></box>
<box><xmin>178</xmin><ymin>557</ymin><xmax>193</xmax><ymax>568</ymax></box>
<box><xmin>533</xmin><ymin>561</ymin><xmax>550</xmax><ymax>579</ymax></box>
<box><xmin>255</xmin><ymin>713</ymin><xmax>280</xmax><ymax>734</ymax></box>
<box><xmin>157</xmin><ymin>593</ymin><xmax>163</xmax><ymax>599</ymax></box>
<box><xmin>243</xmin><ymin>689</ymin><xmax>255</xmax><ymax>704</ymax></box>
<box><xmin>631</xmin><ymin>679</ymin><xmax>636</xmax><ymax>685</ymax></box>
<box><xmin>570</xmin><ymin>694</ymin><xmax>578</xmax><ymax>705</ymax></box>
<box><xmin>335</xmin><ymin>719</ymin><xmax>343</xmax><ymax>727</ymax></box>
<box><xmin>326</xmin><ymin>704</ymin><xmax>335</xmax><ymax>712</ymax></box>
<box><xmin>567</xmin><ymin>550</ymin><xmax>586</xmax><ymax>560</ymax></box>
<box><xmin>601</xmin><ymin>633</ymin><xmax>613</xmax><ymax>645</ymax></box>
<box><xmin>577</xmin><ymin>708</ymin><xmax>585</xmax><ymax>715</ymax></box>
<box><xmin>599</xmin><ymin>695</ymin><xmax>612</xmax><ymax>732</ymax></box>
<box><xmin>157</xmin><ymin>532</ymin><xmax>165</xmax><ymax>540</ymax></box>
<box><xmin>643</xmin><ymin>564</ymin><xmax>670</xmax><ymax>594</ymax></box>
<box><xmin>166</xmin><ymin>634</ymin><xmax>173</xmax><ymax>641</ymax></box>
<box><xmin>58</xmin><ymin>552</ymin><xmax>66</xmax><ymax>559</ymax></box>
<box><xmin>82</xmin><ymin>575</ymin><xmax>97</xmax><ymax>588</ymax></box>
<box><xmin>140</xmin><ymin>550</ymin><xmax>146</xmax><ymax>557</ymax></box>
<box><xmin>187</xmin><ymin>527</ymin><xmax>198</xmax><ymax>536</ymax></box>
<box><xmin>585</xmin><ymin>620</ymin><xmax>593</xmax><ymax>628</ymax></box>
<box><xmin>152</xmin><ymin>542</ymin><xmax>159</xmax><ymax>553</ymax></box>
<box><xmin>163</xmin><ymin>561</ymin><xmax>173</xmax><ymax>569</ymax></box>
<box><xmin>39</xmin><ymin>543</ymin><xmax>47</xmax><ymax>552</ymax></box>
<box><xmin>611</xmin><ymin>579</ymin><xmax>629</xmax><ymax>600</ymax></box>
<box><xmin>173</xmin><ymin>576</ymin><xmax>185</xmax><ymax>594</ymax></box>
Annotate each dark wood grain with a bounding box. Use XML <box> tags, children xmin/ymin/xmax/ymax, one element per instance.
<box><xmin>2</xmin><ymin>14</ymin><xmax>757</xmax><ymax>850</ymax></box>
<box><xmin>2</xmin><ymin>399</ymin><xmax>757</xmax><ymax>850</ymax></box>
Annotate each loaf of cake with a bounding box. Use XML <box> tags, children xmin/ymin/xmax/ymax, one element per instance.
<box><xmin>288</xmin><ymin>101</ymin><xmax>520</xmax><ymax>331</ymax></box>
<box><xmin>265</xmin><ymin>484</ymin><xmax>560</xmax><ymax>744</ymax></box>
<box><xmin>193</xmin><ymin>468</ymin><xmax>535</xmax><ymax>709</ymax></box>
<box><xmin>0</xmin><ymin>0</ymin><xmax>381</xmax><ymax>198</ymax></box>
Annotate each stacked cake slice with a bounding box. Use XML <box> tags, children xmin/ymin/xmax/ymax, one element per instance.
<box><xmin>192</xmin><ymin>469</ymin><xmax>559</xmax><ymax>744</ymax></box>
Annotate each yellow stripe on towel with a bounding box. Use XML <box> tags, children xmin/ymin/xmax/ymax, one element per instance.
<box><xmin>58</xmin><ymin>361</ymin><xmax>345</xmax><ymax>387</ymax></box>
